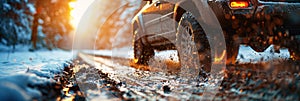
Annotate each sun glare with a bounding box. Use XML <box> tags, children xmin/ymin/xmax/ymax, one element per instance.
<box><xmin>69</xmin><ymin>0</ymin><xmax>95</xmax><ymax>28</ymax></box>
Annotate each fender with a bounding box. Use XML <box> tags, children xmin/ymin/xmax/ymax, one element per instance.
<box><xmin>174</xmin><ymin>0</ymin><xmax>200</xmax><ymax>23</ymax></box>
<box><xmin>175</xmin><ymin>0</ymin><xmax>222</xmax><ymax>27</ymax></box>
<box><xmin>174</xmin><ymin>0</ymin><xmax>226</xmax><ymax>63</ymax></box>
<box><xmin>132</xmin><ymin>13</ymin><xmax>146</xmax><ymax>35</ymax></box>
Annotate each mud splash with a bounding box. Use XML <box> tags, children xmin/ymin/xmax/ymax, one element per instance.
<box><xmin>73</xmin><ymin>53</ymin><xmax>300</xmax><ymax>100</ymax></box>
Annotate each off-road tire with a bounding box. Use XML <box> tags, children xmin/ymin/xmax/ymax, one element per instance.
<box><xmin>288</xmin><ymin>40</ymin><xmax>300</xmax><ymax>61</ymax></box>
<box><xmin>226</xmin><ymin>37</ymin><xmax>239</xmax><ymax>64</ymax></box>
<box><xmin>133</xmin><ymin>29</ymin><xmax>155</xmax><ymax>65</ymax></box>
<box><xmin>176</xmin><ymin>12</ymin><xmax>211</xmax><ymax>77</ymax></box>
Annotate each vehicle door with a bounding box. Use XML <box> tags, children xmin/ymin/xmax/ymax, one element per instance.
<box><xmin>141</xmin><ymin>0</ymin><xmax>162</xmax><ymax>38</ymax></box>
<box><xmin>159</xmin><ymin>0</ymin><xmax>176</xmax><ymax>43</ymax></box>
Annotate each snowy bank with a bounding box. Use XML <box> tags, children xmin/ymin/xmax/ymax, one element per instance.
<box><xmin>0</xmin><ymin>74</ymin><xmax>53</xmax><ymax>100</ymax></box>
<box><xmin>0</xmin><ymin>45</ymin><xmax>74</xmax><ymax>100</ymax></box>
<box><xmin>0</xmin><ymin>45</ymin><xmax>74</xmax><ymax>77</ymax></box>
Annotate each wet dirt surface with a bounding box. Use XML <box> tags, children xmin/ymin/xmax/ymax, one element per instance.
<box><xmin>66</xmin><ymin>53</ymin><xmax>300</xmax><ymax>100</ymax></box>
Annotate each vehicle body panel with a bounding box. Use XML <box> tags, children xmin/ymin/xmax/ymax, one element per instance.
<box><xmin>132</xmin><ymin>0</ymin><xmax>300</xmax><ymax>51</ymax></box>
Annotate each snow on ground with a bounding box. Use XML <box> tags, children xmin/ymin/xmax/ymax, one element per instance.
<box><xmin>83</xmin><ymin>45</ymin><xmax>290</xmax><ymax>64</ymax></box>
<box><xmin>152</xmin><ymin>45</ymin><xmax>290</xmax><ymax>63</ymax></box>
<box><xmin>82</xmin><ymin>46</ymin><xmax>133</xmax><ymax>59</ymax></box>
<box><xmin>0</xmin><ymin>45</ymin><xmax>74</xmax><ymax>77</ymax></box>
<box><xmin>0</xmin><ymin>73</ymin><xmax>53</xmax><ymax>100</ymax></box>
<box><xmin>0</xmin><ymin>45</ymin><xmax>74</xmax><ymax>100</ymax></box>
<box><xmin>236</xmin><ymin>45</ymin><xmax>290</xmax><ymax>63</ymax></box>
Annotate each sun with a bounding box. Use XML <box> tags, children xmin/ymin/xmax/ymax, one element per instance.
<box><xmin>69</xmin><ymin>0</ymin><xmax>95</xmax><ymax>28</ymax></box>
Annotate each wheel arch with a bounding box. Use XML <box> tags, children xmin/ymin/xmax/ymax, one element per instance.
<box><xmin>174</xmin><ymin>1</ymin><xmax>201</xmax><ymax>23</ymax></box>
<box><xmin>174</xmin><ymin>0</ymin><xmax>204</xmax><ymax>30</ymax></box>
<box><xmin>174</xmin><ymin>0</ymin><xmax>227</xmax><ymax>64</ymax></box>
<box><xmin>132</xmin><ymin>13</ymin><xmax>146</xmax><ymax>35</ymax></box>
<box><xmin>132</xmin><ymin>20</ymin><xmax>139</xmax><ymax>33</ymax></box>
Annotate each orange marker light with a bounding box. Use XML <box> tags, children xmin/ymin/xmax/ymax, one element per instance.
<box><xmin>230</xmin><ymin>1</ymin><xmax>249</xmax><ymax>8</ymax></box>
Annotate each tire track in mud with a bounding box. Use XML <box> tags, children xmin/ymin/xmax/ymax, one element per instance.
<box><xmin>75</xmin><ymin>53</ymin><xmax>182</xmax><ymax>100</ymax></box>
<box><xmin>73</xmin><ymin>52</ymin><xmax>300</xmax><ymax>100</ymax></box>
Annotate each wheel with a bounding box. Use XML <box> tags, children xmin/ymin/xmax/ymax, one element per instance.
<box><xmin>176</xmin><ymin>12</ymin><xmax>211</xmax><ymax>78</ymax></box>
<box><xmin>133</xmin><ymin>29</ymin><xmax>155</xmax><ymax>65</ymax></box>
<box><xmin>289</xmin><ymin>49</ymin><xmax>300</xmax><ymax>61</ymax></box>
<box><xmin>226</xmin><ymin>42</ymin><xmax>239</xmax><ymax>65</ymax></box>
<box><xmin>226</xmin><ymin>36</ymin><xmax>240</xmax><ymax>65</ymax></box>
<box><xmin>288</xmin><ymin>40</ymin><xmax>300</xmax><ymax>61</ymax></box>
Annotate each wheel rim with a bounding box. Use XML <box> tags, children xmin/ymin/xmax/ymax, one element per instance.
<box><xmin>176</xmin><ymin>12</ymin><xmax>212</xmax><ymax>82</ymax></box>
<box><xmin>177</xmin><ymin>20</ymin><xmax>201</xmax><ymax>80</ymax></box>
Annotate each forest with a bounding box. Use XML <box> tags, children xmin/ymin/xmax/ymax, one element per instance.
<box><xmin>0</xmin><ymin>0</ymin><xmax>73</xmax><ymax>51</ymax></box>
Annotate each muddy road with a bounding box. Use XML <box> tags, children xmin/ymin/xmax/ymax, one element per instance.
<box><xmin>71</xmin><ymin>52</ymin><xmax>300</xmax><ymax>100</ymax></box>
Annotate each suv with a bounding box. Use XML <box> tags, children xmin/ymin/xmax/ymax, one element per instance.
<box><xmin>132</xmin><ymin>0</ymin><xmax>300</xmax><ymax>72</ymax></box>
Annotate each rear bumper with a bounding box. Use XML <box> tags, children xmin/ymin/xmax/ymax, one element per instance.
<box><xmin>214</xmin><ymin>1</ymin><xmax>300</xmax><ymax>42</ymax></box>
<box><xmin>207</xmin><ymin>1</ymin><xmax>300</xmax><ymax>49</ymax></box>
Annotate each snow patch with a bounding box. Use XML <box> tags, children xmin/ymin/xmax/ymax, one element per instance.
<box><xmin>0</xmin><ymin>45</ymin><xmax>74</xmax><ymax>100</ymax></box>
<box><xmin>27</xmin><ymin>3</ymin><xmax>35</xmax><ymax>14</ymax></box>
<box><xmin>0</xmin><ymin>47</ymin><xmax>73</xmax><ymax>77</ymax></box>
<box><xmin>0</xmin><ymin>74</ymin><xmax>53</xmax><ymax>100</ymax></box>
<box><xmin>85</xmin><ymin>45</ymin><xmax>290</xmax><ymax>64</ymax></box>
<box><xmin>82</xmin><ymin>46</ymin><xmax>134</xmax><ymax>59</ymax></box>
<box><xmin>237</xmin><ymin>45</ymin><xmax>290</xmax><ymax>63</ymax></box>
